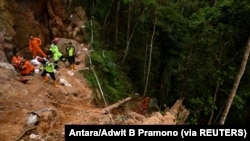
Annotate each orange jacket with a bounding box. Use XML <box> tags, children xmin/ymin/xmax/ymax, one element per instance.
<box><xmin>11</xmin><ymin>55</ymin><xmax>23</xmax><ymax>69</ymax></box>
<box><xmin>20</xmin><ymin>60</ymin><xmax>35</xmax><ymax>75</ymax></box>
<box><xmin>29</xmin><ymin>37</ymin><xmax>42</xmax><ymax>51</ymax></box>
<box><xmin>29</xmin><ymin>37</ymin><xmax>47</xmax><ymax>58</ymax></box>
<box><xmin>11</xmin><ymin>55</ymin><xmax>35</xmax><ymax>75</ymax></box>
<box><xmin>142</xmin><ymin>97</ymin><xmax>149</xmax><ymax>110</ymax></box>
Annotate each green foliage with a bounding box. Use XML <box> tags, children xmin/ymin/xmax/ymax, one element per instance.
<box><xmin>185</xmin><ymin>95</ymin><xmax>215</xmax><ymax>125</ymax></box>
<box><xmin>190</xmin><ymin>7</ymin><xmax>220</xmax><ymax>29</ymax></box>
<box><xmin>84</xmin><ymin>48</ymin><xmax>134</xmax><ymax>104</ymax></box>
<box><xmin>82</xmin><ymin>69</ymin><xmax>99</xmax><ymax>88</ymax></box>
<box><xmin>80</xmin><ymin>0</ymin><xmax>250</xmax><ymax>124</ymax></box>
<box><xmin>84</xmin><ymin>20</ymin><xmax>105</xmax><ymax>46</ymax></box>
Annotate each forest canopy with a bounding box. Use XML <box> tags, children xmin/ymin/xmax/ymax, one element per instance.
<box><xmin>77</xmin><ymin>0</ymin><xmax>250</xmax><ymax>124</ymax></box>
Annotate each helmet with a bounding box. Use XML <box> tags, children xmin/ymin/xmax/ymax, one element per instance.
<box><xmin>37</xmin><ymin>57</ymin><xmax>44</xmax><ymax>63</ymax></box>
<box><xmin>52</xmin><ymin>37</ymin><xmax>59</xmax><ymax>44</ymax></box>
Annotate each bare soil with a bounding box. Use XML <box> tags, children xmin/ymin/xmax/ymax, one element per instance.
<box><xmin>0</xmin><ymin>48</ymin><xmax>176</xmax><ymax>141</ymax></box>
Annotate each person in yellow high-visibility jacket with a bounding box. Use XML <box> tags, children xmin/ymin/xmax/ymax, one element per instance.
<box><xmin>65</xmin><ymin>41</ymin><xmax>76</xmax><ymax>70</ymax></box>
<box><xmin>49</xmin><ymin>37</ymin><xmax>65</xmax><ymax>70</ymax></box>
<box><xmin>37</xmin><ymin>57</ymin><xmax>59</xmax><ymax>88</ymax></box>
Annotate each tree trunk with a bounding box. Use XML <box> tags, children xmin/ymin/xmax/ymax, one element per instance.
<box><xmin>143</xmin><ymin>9</ymin><xmax>157</xmax><ymax>96</ymax></box>
<box><xmin>122</xmin><ymin>1</ymin><xmax>131</xmax><ymax>63</ymax></box>
<box><xmin>103</xmin><ymin>0</ymin><xmax>114</xmax><ymax>36</ymax></box>
<box><xmin>169</xmin><ymin>98</ymin><xmax>184</xmax><ymax>116</ymax></box>
<box><xmin>114</xmin><ymin>0</ymin><xmax>120</xmax><ymax>47</ymax></box>
<box><xmin>122</xmin><ymin>2</ymin><xmax>139</xmax><ymax>63</ymax></box>
<box><xmin>208</xmin><ymin>81</ymin><xmax>219</xmax><ymax>125</ymax></box>
<box><xmin>102</xmin><ymin>97</ymin><xmax>132</xmax><ymax>114</ymax></box>
<box><xmin>219</xmin><ymin>36</ymin><xmax>250</xmax><ymax>125</ymax></box>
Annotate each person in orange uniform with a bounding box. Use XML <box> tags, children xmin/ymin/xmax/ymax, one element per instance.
<box><xmin>142</xmin><ymin>97</ymin><xmax>149</xmax><ymax>111</ymax></box>
<box><xmin>11</xmin><ymin>54</ymin><xmax>35</xmax><ymax>75</ymax></box>
<box><xmin>29</xmin><ymin>34</ymin><xmax>47</xmax><ymax>58</ymax></box>
<box><xmin>11</xmin><ymin>54</ymin><xmax>23</xmax><ymax>70</ymax></box>
<box><xmin>19</xmin><ymin>60</ymin><xmax>35</xmax><ymax>75</ymax></box>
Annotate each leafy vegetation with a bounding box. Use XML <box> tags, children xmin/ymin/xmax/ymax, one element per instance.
<box><xmin>78</xmin><ymin>0</ymin><xmax>250</xmax><ymax>124</ymax></box>
<box><xmin>83</xmin><ymin>47</ymin><xmax>134</xmax><ymax>104</ymax></box>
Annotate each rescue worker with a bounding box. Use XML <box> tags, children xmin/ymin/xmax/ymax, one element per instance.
<box><xmin>29</xmin><ymin>34</ymin><xmax>47</xmax><ymax>58</ymax></box>
<box><xmin>37</xmin><ymin>57</ymin><xmax>59</xmax><ymax>87</ymax></box>
<box><xmin>11</xmin><ymin>54</ymin><xmax>35</xmax><ymax>75</ymax></box>
<box><xmin>142</xmin><ymin>97</ymin><xmax>149</xmax><ymax>111</ymax></box>
<box><xmin>65</xmin><ymin>41</ymin><xmax>76</xmax><ymax>70</ymax></box>
<box><xmin>19</xmin><ymin>60</ymin><xmax>35</xmax><ymax>76</ymax></box>
<box><xmin>49</xmin><ymin>37</ymin><xmax>65</xmax><ymax>70</ymax></box>
<box><xmin>11</xmin><ymin>53</ymin><xmax>23</xmax><ymax>70</ymax></box>
<box><xmin>11</xmin><ymin>48</ymin><xmax>35</xmax><ymax>75</ymax></box>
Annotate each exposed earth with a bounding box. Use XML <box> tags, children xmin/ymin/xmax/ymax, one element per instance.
<box><xmin>0</xmin><ymin>44</ymin><xmax>178</xmax><ymax>141</ymax></box>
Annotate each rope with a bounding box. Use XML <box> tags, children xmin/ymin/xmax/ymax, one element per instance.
<box><xmin>68</xmin><ymin>0</ymin><xmax>72</xmax><ymax>15</ymax></box>
<box><xmin>88</xmin><ymin>18</ymin><xmax>114</xmax><ymax>124</ymax></box>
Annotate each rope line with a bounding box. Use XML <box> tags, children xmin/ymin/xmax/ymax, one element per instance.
<box><xmin>88</xmin><ymin>18</ymin><xmax>114</xmax><ymax>124</ymax></box>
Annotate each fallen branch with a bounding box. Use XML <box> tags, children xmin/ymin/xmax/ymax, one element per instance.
<box><xmin>15</xmin><ymin>126</ymin><xmax>36</xmax><ymax>141</ymax></box>
<box><xmin>101</xmin><ymin>97</ymin><xmax>132</xmax><ymax>114</ymax></box>
<box><xmin>169</xmin><ymin>98</ymin><xmax>184</xmax><ymax>116</ymax></box>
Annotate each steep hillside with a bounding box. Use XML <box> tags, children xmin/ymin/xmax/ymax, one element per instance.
<box><xmin>0</xmin><ymin>43</ymin><xmax>183</xmax><ymax>141</ymax></box>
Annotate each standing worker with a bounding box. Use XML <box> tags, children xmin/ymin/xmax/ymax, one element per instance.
<box><xmin>65</xmin><ymin>41</ymin><xmax>76</xmax><ymax>70</ymax></box>
<box><xmin>29</xmin><ymin>34</ymin><xmax>47</xmax><ymax>58</ymax></box>
<box><xmin>37</xmin><ymin>57</ymin><xmax>59</xmax><ymax>88</ymax></box>
<box><xmin>49</xmin><ymin>37</ymin><xmax>65</xmax><ymax>70</ymax></box>
<box><xmin>142</xmin><ymin>97</ymin><xmax>149</xmax><ymax>111</ymax></box>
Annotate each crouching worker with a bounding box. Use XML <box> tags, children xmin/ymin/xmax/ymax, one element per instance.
<box><xmin>11</xmin><ymin>54</ymin><xmax>23</xmax><ymax>70</ymax></box>
<box><xmin>20</xmin><ymin>60</ymin><xmax>35</xmax><ymax>75</ymax></box>
<box><xmin>11</xmin><ymin>53</ymin><xmax>35</xmax><ymax>75</ymax></box>
<box><xmin>37</xmin><ymin>57</ymin><xmax>59</xmax><ymax>88</ymax></box>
